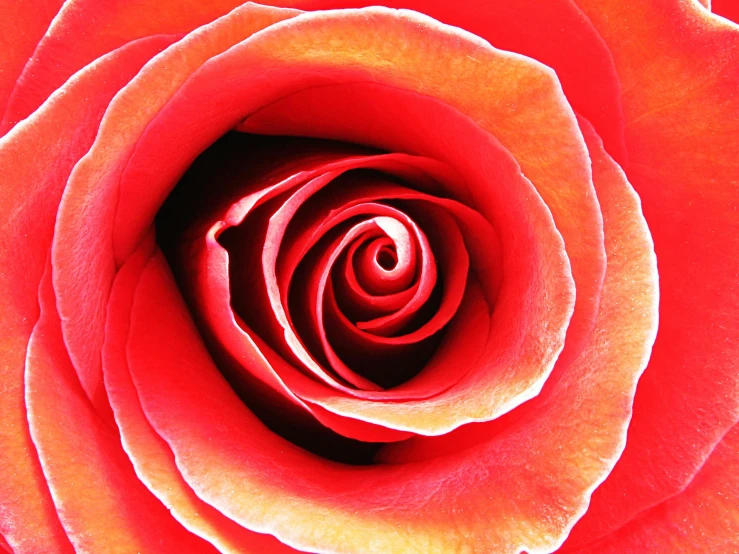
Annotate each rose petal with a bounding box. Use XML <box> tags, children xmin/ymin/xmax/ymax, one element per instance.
<box><xmin>338</xmin><ymin>237</ymin><xmax>419</xmax><ymax>317</ymax></box>
<box><xmin>236</xmin><ymin>14</ymin><xmax>604</xmax><ymax>369</ymax></box>
<box><xmin>285</xmin><ymin>0</ymin><xmax>626</xmax><ymax>165</ymax></box>
<box><xmin>51</xmin><ymin>2</ymin><xmax>299</xmax><ymax>416</ymax></box>
<box><xmin>0</xmin><ymin>0</ymin><xmax>63</xmax><ymax>120</ymax></box>
<box><xmin>3</xmin><ymin>0</ymin><xmax>626</xmax><ymax>169</ymax></box>
<box><xmin>0</xmin><ymin>0</ymin><xmax>261</xmax><ymax>133</ymax></box>
<box><xmin>296</xmin><ymin>207</ymin><xmax>442</xmax><ymax>388</ymax></box>
<box><xmin>0</xmin><ymin>34</ymin><xmax>175</xmax><ymax>553</ymax></box>
<box><xmin>565</xmin><ymin>424</ymin><xmax>739</xmax><ymax>553</ymax></box>
<box><xmin>559</xmin><ymin>2</ymin><xmax>739</xmax><ymax>546</ymax></box>
<box><xmin>188</xmin><ymin>189</ymin><xmax>416</xmax><ymax>441</ymax></box>
<box><xmin>26</xmin><ymin>262</ymin><xmax>215</xmax><ymax>553</ymax></box>
<box><xmin>102</xmin><ymin>234</ymin><xmax>301</xmax><ymax>554</ymax></box>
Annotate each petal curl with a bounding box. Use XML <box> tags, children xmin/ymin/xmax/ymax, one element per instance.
<box><xmin>102</xmin><ymin>234</ymin><xmax>300</xmax><ymax>553</ymax></box>
<box><xmin>51</xmin><ymin>2</ymin><xmax>299</xmax><ymax>415</ymax></box>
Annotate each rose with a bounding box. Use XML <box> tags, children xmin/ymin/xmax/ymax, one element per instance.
<box><xmin>0</xmin><ymin>0</ymin><xmax>737</xmax><ymax>552</ymax></box>
<box><xmin>1</xmin><ymin>2</ymin><xmax>737</xmax><ymax>553</ymax></box>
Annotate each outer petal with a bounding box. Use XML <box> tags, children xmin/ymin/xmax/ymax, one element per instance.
<box><xmin>0</xmin><ymin>0</ymin><xmax>246</xmax><ymax>133</ymax></box>
<box><xmin>0</xmin><ymin>0</ymin><xmax>62</xmax><ymax>117</ymax></box>
<box><xmin>1</xmin><ymin>0</ymin><xmax>626</xmax><ymax>171</ymax></box>
<box><xmin>0</xmin><ymin>35</ymin><xmax>176</xmax><ymax>554</ymax></box>
<box><xmin>568</xmin><ymin>424</ymin><xmax>739</xmax><ymax>553</ymax></box>
<box><xmin>560</xmin><ymin>2</ymin><xmax>739</xmax><ymax>547</ymax></box>
<box><xmin>26</xmin><ymin>263</ymin><xmax>215</xmax><ymax>554</ymax></box>
<box><xmin>51</xmin><ymin>2</ymin><xmax>299</xmax><ymax>413</ymax></box>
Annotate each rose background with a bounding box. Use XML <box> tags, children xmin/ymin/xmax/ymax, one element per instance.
<box><xmin>0</xmin><ymin>0</ymin><xmax>737</xmax><ymax>553</ymax></box>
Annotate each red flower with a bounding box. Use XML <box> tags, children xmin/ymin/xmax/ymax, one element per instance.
<box><xmin>0</xmin><ymin>1</ymin><xmax>736</xmax><ymax>553</ymax></box>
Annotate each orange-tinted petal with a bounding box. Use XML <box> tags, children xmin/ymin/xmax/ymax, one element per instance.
<box><xmin>560</xmin><ymin>2</ymin><xmax>739</xmax><ymax>546</ymax></box>
<box><xmin>0</xmin><ymin>0</ymin><xmax>257</xmax><ymax>133</ymax></box>
<box><xmin>51</xmin><ymin>2</ymin><xmax>299</xmax><ymax>414</ymax></box>
<box><xmin>0</xmin><ymin>0</ymin><xmax>62</xmax><ymax>119</ymax></box>
<box><xmin>102</xmin><ymin>234</ymin><xmax>300</xmax><ymax>554</ymax></box>
<box><xmin>3</xmin><ymin>0</ymin><xmax>627</xmax><ymax>172</ymax></box>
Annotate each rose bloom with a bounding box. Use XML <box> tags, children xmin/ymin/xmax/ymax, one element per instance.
<box><xmin>1</xmin><ymin>0</ymin><xmax>737</xmax><ymax>552</ymax></box>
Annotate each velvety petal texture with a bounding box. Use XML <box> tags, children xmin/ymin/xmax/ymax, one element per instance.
<box><xmin>0</xmin><ymin>0</ymin><xmax>736</xmax><ymax>553</ymax></box>
<box><xmin>0</xmin><ymin>33</ymin><xmax>178</xmax><ymax>553</ymax></box>
<box><xmin>558</xmin><ymin>2</ymin><xmax>739</xmax><ymax>549</ymax></box>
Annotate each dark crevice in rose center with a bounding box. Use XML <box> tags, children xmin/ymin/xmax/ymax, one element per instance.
<box><xmin>156</xmin><ymin>131</ymin><xmax>477</xmax><ymax>465</ymax></box>
<box><xmin>376</xmin><ymin>247</ymin><xmax>397</xmax><ymax>270</ymax></box>
<box><xmin>156</xmin><ymin>133</ymin><xmax>392</xmax><ymax>464</ymax></box>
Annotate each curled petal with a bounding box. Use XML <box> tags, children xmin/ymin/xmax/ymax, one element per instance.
<box><xmin>51</xmin><ymin>2</ymin><xmax>299</xmax><ymax>418</ymax></box>
<box><xmin>102</xmin><ymin>236</ymin><xmax>300</xmax><ymax>554</ymax></box>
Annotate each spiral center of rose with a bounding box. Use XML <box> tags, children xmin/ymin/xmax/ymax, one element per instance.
<box><xmin>221</xmin><ymin>167</ymin><xmax>463</xmax><ymax>391</ymax></box>
<box><xmin>158</xmin><ymin>133</ymin><xmax>505</xmax><ymax>461</ymax></box>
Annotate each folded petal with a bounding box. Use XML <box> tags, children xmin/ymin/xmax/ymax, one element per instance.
<box><xmin>102</xmin><ymin>234</ymin><xmax>300</xmax><ymax>553</ymax></box>
<box><xmin>51</xmin><ymin>2</ymin><xmax>299</xmax><ymax>415</ymax></box>
<box><xmin>0</xmin><ymin>0</ymin><xmax>263</xmax><ymax>133</ymax></box>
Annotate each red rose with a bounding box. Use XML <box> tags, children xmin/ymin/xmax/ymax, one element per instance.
<box><xmin>1</xmin><ymin>1</ymin><xmax>737</xmax><ymax>553</ymax></box>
